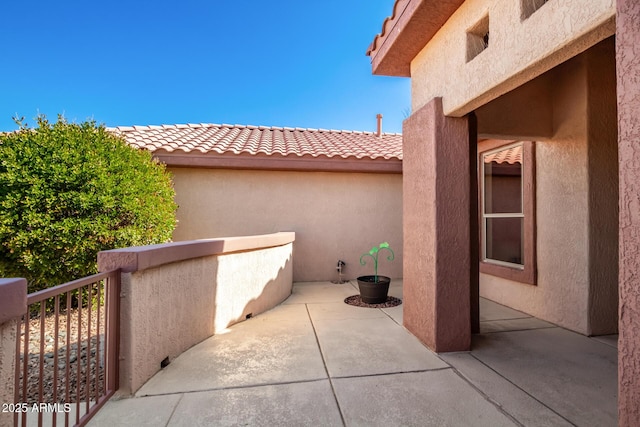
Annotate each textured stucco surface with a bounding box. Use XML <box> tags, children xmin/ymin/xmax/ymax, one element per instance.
<box><xmin>403</xmin><ymin>98</ymin><xmax>471</xmax><ymax>352</ymax></box>
<box><xmin>0</xmin><ymin>319</ymin><xmax>17</xmax><ymax>427</ymax></box>
<box><xmin>117</xmin><ymin>242</ymin><xmax>293</xmax><ymax>395</ymax></box>
<box><xmin>169</xmin><ymin>168</ymin><xmax>403</xmax><ymax>282</ymax></box>
<box><xmin>476</xmin><ymin>73</ymin><xmax>553</xmax><ymax>140</ymax></box>
<box><xmin>411</xmin><ymin>0</ymin><xmax>615</xmax><ymax>117</ymax></box>
<box><xmin>586</xmin><ymin>39</ymin><xmax>619</xmax><ymax>335</ymax></box>
<box><xmin>479</xmin><ymin>42</ymin><xmax>618</xmax><ymax>336</ymax></box>
<box><xmin>213</xmin><ymin>245</ymin><xmax>293</xmax><ymax>333</ymax></box>
<box><xmin>616</xmin><ymin>0</ymin><xmax>640</xmax><ymax>424</ymax></box>
<box><xmin>0</xmin><ymin>279</ymin><xmax>26</xmax><ymax>427</ymax></box>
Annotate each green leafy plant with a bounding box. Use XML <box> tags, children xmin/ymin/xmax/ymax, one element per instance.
<box><xmin>359</xmin><ymin>242</ymin><xmax>395</xmax><ymax>283</ymax></box>
<box><xmin>0</xmin><ymin>114</ymin><xmax>177</xmax><ymax>294</ymax></box>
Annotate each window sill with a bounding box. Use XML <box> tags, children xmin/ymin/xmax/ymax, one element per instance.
<box><xmin>480</xmin><ymin>261</ymin><xmax>536</xmax><ymax>285</ymax></box>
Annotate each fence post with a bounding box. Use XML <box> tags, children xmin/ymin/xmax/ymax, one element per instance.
<box><xmin>0</xmin><ymin>278</ymin><xmax>27</xmax><ymax>427</ymax></box>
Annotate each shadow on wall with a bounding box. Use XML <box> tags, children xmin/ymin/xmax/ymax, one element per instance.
<box><xmin>213</xmin><ymin>247</ymin><xmax>293</xmax><ymax>333</ymax></box>
<box><xmin>134</xmin><ymin>247</ymin><xmax>294</xmax><ymax>375</ymax></box>
<box><xmin>98</xmin><ymin>234</ymin><xmax>295</xmax><ymax>396</ymax></box>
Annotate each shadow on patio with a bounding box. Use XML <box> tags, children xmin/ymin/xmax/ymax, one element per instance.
<box><xmin>89</xmin><ymin>280</ymin><xmax>617</xmax><ymax>427</ymax></box>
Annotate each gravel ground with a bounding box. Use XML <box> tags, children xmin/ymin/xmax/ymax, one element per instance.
<box><xmin>17</xmin><ymin>307</ymin><xmax>107</xmax><ymax>404</ymax></box>
<box><xmin>344</xmin><ymin>295</ymin><xmax>402</xmax><ymax>308</ymax></box>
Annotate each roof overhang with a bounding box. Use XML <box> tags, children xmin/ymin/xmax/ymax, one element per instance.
<box><xmin>154</xmin><ymin>152</ymin><xmax>403</xmax><ymax>174</ymax></box>
<box><xmin>366</xmin><ymin>0</ymin><xmax>464</xmax><ymax>77</ymax></box>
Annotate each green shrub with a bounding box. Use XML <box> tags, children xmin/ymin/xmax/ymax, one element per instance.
<box><xmin>0</xmin><ymin>115</ymin><xmax>177</xmax><ymax>293</ymax></box>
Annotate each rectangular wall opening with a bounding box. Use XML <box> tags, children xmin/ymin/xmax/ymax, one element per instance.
<box><xmin>521</xmin><ymin>0</ymin><xmax>549</xmax><ymax>20</ymax></box>
<box><xmin>466</xmin><ymin>15</ymin><xmax>490</xmax><ymax>62</ymax></box>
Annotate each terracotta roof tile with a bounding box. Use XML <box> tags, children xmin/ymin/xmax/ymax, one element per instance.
<box><xmin>109</xmin><ymin>123</ymin><xmax>403</xmax><ymax>160</ymax></box>
<box><xmin>484</xmin><ymin>145</ymin><xmax>522</xmax><ymax>164</ymax></box>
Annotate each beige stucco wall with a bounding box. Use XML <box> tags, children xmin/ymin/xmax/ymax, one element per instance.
<box><xmin>169</xmin><ymin>168</ymin><xmax>403</xmax><ymax>282</ymax></box>
<box><xmin>0</xmin><ymin>319</ymin><xmax>17</xmax><ymax>427</ymax></box>
<box><xmin>119</xmin><ymin>257</ymin><xmax>215</xmax><ymax>395</ymax></box>
<box><xmin>213</xmin><ymin>244</ymin><xmax>293</xmax><ymax>332</ymax></box>
<box><xmin>479</xmin><ymin>41</ymin><xmax>618</xmax><ymax>335</ymax></box>
<box><xmin>109</xmin><ymin>238</ymin><xmax>293</xmax><ymax>395</ymax></box>
<box><xmin>0</xmin><ymin>278</ymin><xmax>26</xmax><ymax>427</ymax></box>
<box><xmin>410</xmin><ymin>0</ymin><xmax>615</xmax><ymax>117</ymax></box>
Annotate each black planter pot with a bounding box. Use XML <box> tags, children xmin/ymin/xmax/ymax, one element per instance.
<box><xmin>356</xmin><ymin>275</ymin><xmax>391</xmax><ymax>304</ymax></box>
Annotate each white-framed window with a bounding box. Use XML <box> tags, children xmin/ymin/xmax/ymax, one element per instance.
<box><xmin>482</xmin><ymin>142</ymin><xmax>524</xmax><ymax>268</ymax></box>
<box><xmin>479</xmin><ymin>140</ymin><xmax>536</xmax><ymax>284</ymax></box>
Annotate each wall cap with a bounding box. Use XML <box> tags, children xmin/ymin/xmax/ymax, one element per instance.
<box><xmin>98</xmin><ymin>232</ymin><xmax>296</xmax><ymax>273</ymax></box>
<box><xmin>0</xmin><ymin>278</ymin><xmax>27</xmax><ymax>323</ymax></box>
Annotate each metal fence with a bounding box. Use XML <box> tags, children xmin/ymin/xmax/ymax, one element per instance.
<box><xmin>14</xmin><ymin>270</ymin><xmax>120</xmax><ymax>427</ymax></box>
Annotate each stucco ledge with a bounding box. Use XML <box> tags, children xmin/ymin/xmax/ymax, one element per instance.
<box><xmin>97</xmin><ymin>232</ymin><xmax>296</xmax><ymax>273</ymax></box>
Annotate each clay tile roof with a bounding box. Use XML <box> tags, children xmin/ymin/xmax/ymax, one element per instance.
<box><xmin>484</xmin><ymin>145</ymin><xmax>522</xmax><ymax>164</ymax></box>
<box><xmin>108</xmin><ymin>123</ymin><xmax>403</xmax><ymax>161</ymax></box>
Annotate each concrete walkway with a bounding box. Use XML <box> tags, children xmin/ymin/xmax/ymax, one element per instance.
<box><xmin>89</xmin><ymin>281</ymin><xmax>618</xmax><ymax>426</ymax></box>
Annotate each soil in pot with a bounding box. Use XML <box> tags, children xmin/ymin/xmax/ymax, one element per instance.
<box><xmin>357</xmin><ymin>275</ymin><xmax>390</xmax><ymax>304</ymax></box>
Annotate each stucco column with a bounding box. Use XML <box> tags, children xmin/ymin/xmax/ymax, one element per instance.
<box><xmin>0</xmin><ymin>278</ymin><xmax>27</xmax><ymax>427</ymax></box>
<box><xmin>617</xmin><ymin>0</ymin><xmax>640</xmax><ymax>424</ymax></box>
<box><xmin>402</xmin><ymin>97</ymin><xmax>473</xmax><ymax>352</ymax></box>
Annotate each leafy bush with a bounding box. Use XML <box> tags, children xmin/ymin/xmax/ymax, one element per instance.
<box><xmin>0</xmin><ymin>115</ymin><xmax>177</xmax><ymax>293</ymax></box>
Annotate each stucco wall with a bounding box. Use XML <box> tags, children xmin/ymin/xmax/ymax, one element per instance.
<box><xmin>0</xmin><ymin>278</ymin><xmax>27</xmax><ymax>427</ymax></box>
<box><xmin>586</xmin><ymin>39</ymin><xmax>619</xmax><ymax>335</ymax></box>
<box><xmin>479</xmin><ymin>41</ymin><xmax>618</xmax><ymax>335</ymax></box>
<box><xmin>99</xmin><ymin>233</ymin><xmax>294</xmax><ymax>395</ymax></box>
<box><xmin>403</xmin><ymin>98</ymin><xmax>472</xmax><ymax>352</ymax></box>
<box><xmin>213</xmin><ymin>244</ymin><xmax>293</xmax><ymax>332</ymax></box>
<box><xmin>616</xmin><ymin>0</ymin><xmax>640</xmax><ymax>424</ymax></box>
<box><xmin>410</xmin><ymin>0</ymin><xmax>615</xmax><ymax>117</ymax></box>
<box><xmin>476</xmin><ymin>74</ymin><xmax>553</xmax><ymax>140</ymax></box>
<box><xmin>0</xmin><ymin>319</ymin><xmax>17</xmax><ymax>427</ymax></box>
<box><xmin>169</xmin><ymin>168</ymin><xmax>403</xmax><ymax>282</ymax></box>
<box><xmin>118</xmin><ymin>257</ymin><xmax>216</xmax><ymax>395</ymax></box>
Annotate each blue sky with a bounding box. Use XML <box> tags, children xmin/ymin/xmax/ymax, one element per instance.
<box><xmin>0</xmin><ymin>1</ymin><xmax>409</xmax><ymax>133</ymax></box>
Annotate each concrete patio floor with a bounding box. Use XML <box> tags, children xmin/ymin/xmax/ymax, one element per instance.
<box><xmin>89</xmin><ymin>280</ymin><xmax>618</xmax><ymax>426</ymax></box>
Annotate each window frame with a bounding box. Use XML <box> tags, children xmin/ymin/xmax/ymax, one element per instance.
<box><xmin>478</xmin><ymin>140</ymin><xmax>537</xmax><ymax>285</ymax></box>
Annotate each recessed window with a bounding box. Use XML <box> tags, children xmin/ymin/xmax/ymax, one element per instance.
<box><xmin>483</xmin><ymin>144</ymin><xmax>523</xmax><ymax>267</ymax></box>
<box><xmin>521</xmin><ymin>0</ymin><xmax>549</xmax><ymax>20</ymax></box>
<box><xmin>466</xmin><ymin>15</ymin><xmax>490</xmax><ymax>62</ymax></box>
<box><xmin>479</xmin><ymin>141</ymin><xmax>536</xmax><ymax>284</ymax></box>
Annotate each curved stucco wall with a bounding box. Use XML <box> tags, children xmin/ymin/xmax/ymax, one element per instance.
<box><xmin>214</xmin><ymin>244</ymin><xmax>293</xmax><ymax>330</ymax></box>
<box><xmin>98</xmin><ymin>233</ymin><xmax>294</xmax><ymax>395</ymax></box>
<box><xmin>169</xmin><ymin>168</ymin><xmax>403</xmax><ymax>282</ymax></box>
<box><xmin>410</xmin><ymin>0</ymin><xmax>615</xmax><ymax>117</ymax></box>
<box><xmin>478</xmin><ymin>41</ymin><xmax>618</xmax><ymax>335</ymax></box>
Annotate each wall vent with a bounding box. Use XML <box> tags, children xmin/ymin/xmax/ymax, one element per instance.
<box><xmin>466</xmin><ymin>15</ymin><xmax>490</xmax><ymax>62</ymax></box>
<box><xmin>521</xmin><ymin>0</ymin><xmax>549</xmax><ymax>20</ymax></box>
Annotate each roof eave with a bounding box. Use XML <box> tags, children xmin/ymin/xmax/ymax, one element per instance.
<box><xmin>367</xmin><ymin>0</ymin><xmax>464</xmax><ymax>77</ymax></box>
<box><xmin>154</xmin><ymin>152</ymin><xmax>403</xmax><ymax>174</ymax></box>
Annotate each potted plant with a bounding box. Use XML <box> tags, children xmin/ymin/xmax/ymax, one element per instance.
<box><xmin>357</xmin><ymin>242</ymin><xmax>395</xmax><ymax>304</ymax></box>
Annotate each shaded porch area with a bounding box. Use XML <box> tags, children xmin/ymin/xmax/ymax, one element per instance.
<box><xmin>89</xmin><ymin>281</ymin><xmax>617</xmax><ymax>426</ymax></box>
